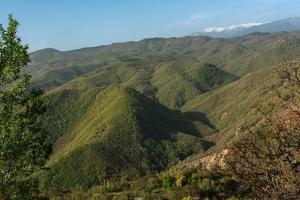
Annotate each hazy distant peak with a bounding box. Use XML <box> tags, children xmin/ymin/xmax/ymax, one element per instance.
<box><xmin>203</xmin><ymin>22</ymin><xmax>265</xmax><ymax>33</ymax></box>
<box><xmin>192</xmin><ymin>17</ymin><xmax>300</xmax><ymax>38</ymax></box>
<box><xmin>285</xmin><ymin>17</ymin><xmax>300</xmax><ymax>22</ymax></box>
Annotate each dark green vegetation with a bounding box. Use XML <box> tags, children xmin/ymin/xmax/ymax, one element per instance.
<box><xmin>41</xmin><ymin>86</ymin><xmax>213</xmax><ymax>190</ymax></box>
<box><xmin>183</xmin><ymin>68</ymin><xmax>277</xmax><ymax>146</ymax></box>
<box><xmin>27</xmin><ymin>30</ymin><xmax>300</xmax><ymax>197</ymax></box>
<box><xmin>28</xmin><ymin>31</ymin><xmax>300</xmax><ymax>84</ymax></box>
<box><xmin>2</xmin><ymin>15</ymin><xmax>300</xmax><ymax>199</ymax></box>
<box><xmin>226</xmin><ymin>62</ymin><xmax>300</xmax><ymax>199</ymax></box>
<box><xmin>54</xmin><ymin>169</ymin><xmax>240</xmax><ymax>200</ymax></box>
<box><xmin>152</xmin><ymin>62</ymin><xmax>237</xmax><ymax>108</ymax></box>
<box><xmin>0</xmin><ymin>16</ymin><xmax>51</xmax><ymax>199</ymax></box>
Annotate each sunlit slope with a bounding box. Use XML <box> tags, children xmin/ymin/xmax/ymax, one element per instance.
<box><xmin>46</xmin><ymin>61</ymin><xmax>237</xmax><ymax>109</ymax></box>
<box><xmin>42</xmin><ymin>86</ymin><xmax>214</xmax><ymax>189</ymax></box>
<box><xmin>152</xmin><ymin>62</ymin><xmax>237</xmax><ymax>108</ymax></box>
<box><xmin>183</xmin><ymin>68</ymin><xmax>277</xmax><ymax>144</ymax></box>
<box><xmin>28</xmin><ymin>32</ymin><xmax>300</xmax><ymax>91</ymax></box>
<box><xmin>30</xmin><ymin>31</ymin><xmax>300</xmax><ymax>191</ymax></box>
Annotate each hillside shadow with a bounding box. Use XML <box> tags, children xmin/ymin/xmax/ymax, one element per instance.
<box><xmin>182</xmin><ymin>111</ymin><xmax>218</xmax><ymax>133</ymax></box>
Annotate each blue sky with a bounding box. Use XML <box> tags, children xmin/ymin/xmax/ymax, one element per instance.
<box><xmin>1</xmin><ymin>0</ymin><xmax>300</xmax><ymax>51</ymax></box>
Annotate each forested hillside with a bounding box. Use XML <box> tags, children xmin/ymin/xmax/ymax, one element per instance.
<box><xmin>1</xmin><ymin>0</ymin><xmax>300</xmax><ymax>197</ymax></box>
<box><xmin>28</xmin><ymin>31</ymin><xmax>300</xmax><ymax>91</ymax></box>
<box><xmin>21</xmin><ymin>31</ymin><xmax>300</xmax><ymax>198</ymax></box>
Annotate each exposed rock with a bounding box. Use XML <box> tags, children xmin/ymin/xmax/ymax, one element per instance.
<box><xmin>172</xmin><ymin>149</ymin><xmax>229</xmax><ymax>172</ymax></box>
<box><xmin>200</xmin><ymin>149</ymin><xmax>229</xmax><ymax>169</ymax></box>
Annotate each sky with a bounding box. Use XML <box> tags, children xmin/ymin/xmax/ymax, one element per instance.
<box><xmin>1</xmin><ymin>0</ymin><xmax>300</xmax><ymax>51</ymax></box>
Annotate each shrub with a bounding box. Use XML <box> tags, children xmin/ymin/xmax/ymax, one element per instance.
<box><xmin>198</xmin><ymin>178</ymin><xmax>216</xmax><ymax>194</ymax></box>
<box><xmin>161</xmin><ymin>173</ymin><xmax>176</xmax><ymax>189</ymax></box>
<box><xmin>94</xmin><ymin>181</ymin><xmax>124</xmax><ymax>193</ymax></box>
<box><xmin>188</xmin><ymin>170</ymin><xmax>207</xmax><ymax>187</ymax></box>
<box><xmin>216</xmin><ymin>176</ymin><xmax>238</xmax><ymax>195</ymax></box>
<box><xmin>175</xmin><ymin>174</ymin><xmax>186</xmax><ymax>187</ymax></box>
<box><xmin>65</xmin><ymin>187</ymin><xmax>87</xmax><ymax>200</ymax></box>
<box><xmin>145</xmin><ymin>176</ymin><xmax>161</xmax><ymax>192</ymax></box>
<box><xmin>226</xmin><ymin>62</ymin><xmax>300</xmax><ymax>199</ymax></box>
<box><xmin>182</xmin><ymin>196</ymin><xmax>192</xmax><ymax>200</ymax></box>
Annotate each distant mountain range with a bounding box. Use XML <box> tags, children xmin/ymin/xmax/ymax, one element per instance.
<box><xmin>192</xmin><ymin>17</ymin><xmax>300</xmax><ymax>38</ymax></box>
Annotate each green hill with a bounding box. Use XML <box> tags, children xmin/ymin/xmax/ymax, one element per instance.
<box><xmin>182</xmin><ymin>68</ymin><xmax>278</xmax><ymax>147</ymax></box>
<box><xmin>26</xmin><ymin>32</ymin><xmax>300</xmax><ymax>193</ymax></box>
<box><xmin>152</xmin><ymin>62</ymin><xmax>237</xmax><ymax>108</ymax></box>
<box><xmin>46</xmin><ymin>61</ymin><xmax>237</xmax><ymax>109</ymax></box>
<box><xmin>28</xmin><ymin>32</ymin><xmax>300</xmax><ymax>91</ymax></box>
<box><xmin>41</xmin><ymin>86</ymin><xmax>214</xmax><ymax>190</ymax></box>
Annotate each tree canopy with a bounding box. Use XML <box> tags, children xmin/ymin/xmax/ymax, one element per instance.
<box><xmin>0</xmin><ymin>15</ymin><xmax>51</xmax><ymax>200</ymax></box>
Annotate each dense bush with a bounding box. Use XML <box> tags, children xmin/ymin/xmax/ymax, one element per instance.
<box><xmin>145</xmin><ymin>176</ymin><xmax>162</xmax><ymax>192</ymax></box>
<box><xmin>226</xmin><ymin>62</ymin><xmax>300</xmax><ymax>199</ymax></box>
<box><xmin>161</xmin><ymin>173</ymin><xmax>176</xmax><ymax>189</ymax></box>
<box><xmin>48</xmin><ymin>168</ymin><xmax>240</xmax><ymax>200</ymax></box>
<box><xmin>187</xmin><ymin>169</ymin><xmax>238</xmax><ymax>198</ymax></box>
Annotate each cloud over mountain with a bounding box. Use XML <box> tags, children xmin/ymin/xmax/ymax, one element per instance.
<box><xmin>192</xmin><ymin>17</ymin><xmax>300</xmax><ymax>38</ymax></box>
<box><xmin>203</xmin><ymin>22</ymin><xmax>265</xmax><ymax>33</ymax></box>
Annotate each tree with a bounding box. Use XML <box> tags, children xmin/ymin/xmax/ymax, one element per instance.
<box><xmin>0</xmin><ymin>15</ymin><xmax>52</xmax><ymax>199</ymax></box>
<box><xmin>226</xmin><ymin>61</ymin><xmax>300</xmax><ymax>199</ymax></box>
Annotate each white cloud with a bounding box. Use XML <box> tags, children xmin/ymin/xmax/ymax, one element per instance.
<box><xmin>203</xmin><ymin>22</ymin><xmax>265</xmax><ymax>33</ymax></box>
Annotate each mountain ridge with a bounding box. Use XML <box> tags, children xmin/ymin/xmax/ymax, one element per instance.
<box><xmin>26</xmin><ymin>30</ymin><xmax>300</xmax><ymax>193</ymax></box>
<box><xmin>192</xmin><ymin>17</ymin><xmax>300</xmax><ymax>38</ymax></box>
<box><xmin>42</xmin><ymin>86</ymin><xmax>214</xmax><ymax>189</ymax></box>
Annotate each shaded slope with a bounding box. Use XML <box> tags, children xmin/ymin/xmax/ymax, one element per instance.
<box><xmin>152</xmin><ymin>62</ymin><xmax>237</xmax><ymax>108</ymax></box>
<box><xmin>167</xmin><ymin>68</ymin><xmax>279</xmax><ymax>176</ymax></box>
<box><xmin>49</xmin><ymin>61</ymin><xmax>237</xmax><ymax>109</ymax></box>
<box><xmin>43</xmin><ymin>88</ymin><xmax>100</xmax><ymax>144</ymax></box>
<box><xmin>27</xmin><ymin>31</ymin><xmax>300</xmax><ymax>192</ymax></box>
<box><xmin>42</xmin><ymin>86</ymin><xmax>214</xmax><ymax>190</ymax></box>
<box><xmin>183</xmin><ymin>68</ymin><xmax>277</xmax><ymax>145</ymax></box>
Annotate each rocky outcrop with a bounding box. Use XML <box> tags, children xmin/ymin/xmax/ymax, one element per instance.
<box><xmin>172</xmin><ymin>149</ymin><xmax>229</xmax><ymax>172</ymax></box>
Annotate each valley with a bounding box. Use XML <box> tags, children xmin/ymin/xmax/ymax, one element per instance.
<box><xmin>26</xmin><ymin>31</ymin><xmax>300</xmax><ymax>196</ymax></box>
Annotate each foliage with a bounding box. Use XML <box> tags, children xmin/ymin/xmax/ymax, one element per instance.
<box><xmin>145</xmin><ymin>176</ymin><xmax>161</xmax><ymax>192</ymax></box>
<box><xmin>160</xmin><ymin>173</ymin><xmax>176</xmax><ymax>189</ymax></box>
<box><xmin>152</xmin><ymin>62</ymin><xmax>237</xmax><ymax>108</ymax></box>
<box><xmin>182</xmin><ymin>68</ymin><xmax>278</xmax><ymax>145</ymax></box>
<box><xmin>175</xmin><ymin>173</ymin><xmax>186</xmax><ymax>187</ymax></box>
<box><xmin>41</xmin><ymin>86</ymin><xmax>211</xmax><ymax>191</ymax></box>
<box><xmin>20</xmin><ymin>14</ymin><xmax>300</xmax><ymax>199</ymax></box>
<box><xmin>0</xmin><ymin>15</ymin><xmax>51</xmax><ymax>199</ymax></box>
<box><xmin>28</xmin><ymin>31</ymin><xmax>300</xmax><ymax>92</ymax></box>
<box><xmin>187</xmin><ymin>169</ymin><xmax>238</xmax><ymax>198</ymax></box>
<box><xmin>46</xmin><ymin>168</ymin><xmax>239</xmax><ymax>200</ymax></box>
<box><xmin>226</xmin><ymin>61</ymin><xmax>300</xmax><ymax>199</ymax></box>
<box><xmin>182</xmin><ymin>196</ymin><xmax>192</xmax><ymax>200</ymax></box>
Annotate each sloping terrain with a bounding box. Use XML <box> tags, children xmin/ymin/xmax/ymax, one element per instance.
<box><xmin>42</xmin><ymin>86</ymin><xmax>214</xmax><ymax>189</ymax></box>
<box><xmin>56</xmin><ymin>61</ymin><xmax>237</xmax><ymax>108</ymax></box>
<box><xmin>152</xmin><ymin>62</ymin><xmax>237</xmax><ymax>108</ymax></box>
<box><xmin>27</xmin><ymin>32</ymin><xmax>300</xmax><ymax>192</ymax></box>
<box><xmin>28</xmin><ymin>31</ymin><xmax>300</xmax><ymax>90</ymax></box>
<box><xmin>183</xmin><ymin>68</ymin><xmax>277</xmax><ymax>146</ymax></box>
